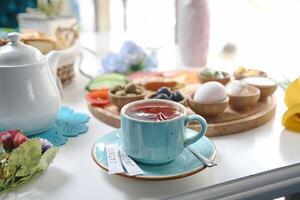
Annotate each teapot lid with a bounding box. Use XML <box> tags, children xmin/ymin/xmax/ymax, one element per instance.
<box><xmin>0</xmin><ymin>32</ymin><xmax>44</xmax><ymax>66</ymax></box>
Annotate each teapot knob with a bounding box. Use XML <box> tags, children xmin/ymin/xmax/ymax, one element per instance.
<box><xmin>7</xmin><ymin>32</ymin><xmax>21</xmax><ymax>44</ymax></box>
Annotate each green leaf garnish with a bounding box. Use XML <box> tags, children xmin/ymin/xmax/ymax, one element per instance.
<box><xmin>37</xmin><ymin>147</ymin><xmax>58</xmax><ymax>172</ymax></box>
<box><xmin>128</xmin><ymin>63</ymin><xmax>145</xmax><ymax>73</ymax></box>
<box><xmin>7</xmin><ymin>139</ymin><xmax>42</xmax><ymax>177</ymax></box>
<box><xmin>0</xmin><ymin>139</ymin><xmax>58</xmax><ymax>195</ymax></box>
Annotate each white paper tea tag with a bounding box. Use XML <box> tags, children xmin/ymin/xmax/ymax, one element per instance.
<box><xmin>106</xmin><ymin>144</ymin><xmax>124</xmax><ymax>174</ymax></box>
<box><xmin>119</xmin><ymin>148</ymin><xmax>144</xmax><ymax>176</ymax></box>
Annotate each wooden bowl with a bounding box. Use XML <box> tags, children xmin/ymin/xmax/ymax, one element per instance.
<box><xmin>243</xmin><ymin>77</ymin><xmax>278</xmax><ymax>101</ymax></box>
<box><xmin>109</xmin><ymin>87</ymin><xmax>147</xmax><ymax>110</ymax></box>
<box><xmin>227</xmin><ymin>85</ymin><xmax>260</xmax><ymax>110</ymax></box>
<box><xmin>188</xmin><ymin>95</ymin><xmax>229</xmax><ymax>117</ymax></box>
<box><xmin>234</xmin><ymin>69</ymin><xmax>267</xmax><ymax>80</ymax></box>
<box><xmin>198</xmin><ymin>71</ymin><xmax>231</xmax><ymax>85</ymax></box>
<box><xmin>147</xmin><ymin>93</ymin><xmax>188</xmax><ymax>106</ymax></box>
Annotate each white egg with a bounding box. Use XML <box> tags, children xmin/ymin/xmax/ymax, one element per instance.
<box><xmin>194</xmin><ymin>82</ymin><xmax>228</xmax><ymax>103</ymax></box>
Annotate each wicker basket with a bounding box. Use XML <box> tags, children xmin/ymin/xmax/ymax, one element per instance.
<box><xmin>57</xmin><ymin>63</ymin><xmax>75</xmax><ymax>86</ymax></box>
<box><xmin>54</xmin><ymin>41</ymin><xmax>81</xmax><ymax>87</ymax></box>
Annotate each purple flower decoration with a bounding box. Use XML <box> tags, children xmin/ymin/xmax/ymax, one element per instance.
<box><xmin>39</xmin><ymin>138</ymin><xmax>53</xmax><ymax>154</ymax></box>
<box><xmin>101</xmin><ymin>41</ymin><xmax>158</xmax><ymax>74</ymax></box>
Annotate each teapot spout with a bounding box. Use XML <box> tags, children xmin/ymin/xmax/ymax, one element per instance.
<box><xmin>46</xmin><ymin>51</ymin><xmax>60</xmax><ymax>81</ymax></box>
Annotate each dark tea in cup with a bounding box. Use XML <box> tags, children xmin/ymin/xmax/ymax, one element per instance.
<box><xmin>125</xmin><ymin>101</ymin><xmax>184</xmax><ymax>121</ymax></box>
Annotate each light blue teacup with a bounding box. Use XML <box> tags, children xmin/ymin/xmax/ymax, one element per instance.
<box><xmin>120</xmin><ymin>99</ymin><xmax>207</xmax><ymax>165</ymax></box>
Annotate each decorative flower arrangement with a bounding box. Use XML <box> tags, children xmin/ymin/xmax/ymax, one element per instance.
<box><xmin>281</xmin><ymin>78</ymin><xmax>300</xmax><ymax>132</ymax></box>
<box><xmin>101</xmin><ymin>41</ymin><xmax>158</xmax><ymax>74</ymax></box>
<box><xmin>0</xmin><ymin>130</ymin><xmax>58</xmax><ymax>194</ymax></box>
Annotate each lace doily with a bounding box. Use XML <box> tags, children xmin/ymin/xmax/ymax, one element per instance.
<box><xmin>29</xmin><ymin>107</ymin><xmax>90</xmax><ymax>146</ymax></box>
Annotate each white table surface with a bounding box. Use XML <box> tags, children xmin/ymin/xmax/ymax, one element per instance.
<box><xmin>3</xmin><ymin>34</ymin><xmax>300</xmax><ymax>200</ymax></box>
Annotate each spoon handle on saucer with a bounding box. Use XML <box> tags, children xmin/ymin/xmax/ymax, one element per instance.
<box><xmin>187</xmin><ymin>147</ymin><xmax>217</xmax><ymax>168</ymax></box>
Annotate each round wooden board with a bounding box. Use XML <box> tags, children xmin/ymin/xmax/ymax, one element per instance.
<box><xmin>87</xmin><ymin>96</ymin><xmax>276</xmax><ymax>137</ymax></box>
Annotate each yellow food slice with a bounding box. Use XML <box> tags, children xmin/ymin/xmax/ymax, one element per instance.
<box><xmin>282</xmin><ymin>105</ymin><xmax>300</xmax><ymax>132</ymax></box>
<box><xmin>235</xmin><ymin>66</ymin><xmax>246</xmax><ymax>75</ymax></box>
<box><xmin>285</xmin><ymin>78</ymin><xmax>300</xmax><ymax>108</ymax></box>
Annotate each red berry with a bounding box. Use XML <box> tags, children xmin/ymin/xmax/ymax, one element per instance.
<box><xmin>0</xmin><ymin>130</ymin><xmax>28</xmax><ymax>152</ymax></box>
<box><xmin>7</xmin><ymin>130</ymin><xmax>19</xmax><ymax>136</ymax></box>
<box><xmin>1</xmin><ymin>132</ymin><xmax>14</xmax><ymax>152</ymax></box>
<box><xmin>13</xmin><ymin>131</ymin><xmax>29</xmax><ymax>148</ymax></box>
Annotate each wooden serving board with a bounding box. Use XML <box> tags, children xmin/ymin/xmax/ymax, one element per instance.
<box><xmin>87</xmin><ymin>96</ymin><xmax>276</xmax><ymax>137</ymax></box>
<box><xmin>87</xmin><ymin>70</ymin><xmax>276</xmax><ymax>137</ymax></box>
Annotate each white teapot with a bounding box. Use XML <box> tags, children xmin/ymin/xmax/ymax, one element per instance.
<box><xmin>0</xmin><ymin>32</ymin><xmax>61</xmax><ymax>135</ymax></box>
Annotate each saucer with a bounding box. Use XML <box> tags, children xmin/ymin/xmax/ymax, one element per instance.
<box><xmin>91</xmin><ymin>128</ymin><xmax>216</xmax><ymax>180</ymax></box>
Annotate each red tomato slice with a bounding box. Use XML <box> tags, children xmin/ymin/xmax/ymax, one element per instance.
<box><xmin>85</xmin><ymin>89</ymin><xmax>110</xmax><ymax>107</ymax></box>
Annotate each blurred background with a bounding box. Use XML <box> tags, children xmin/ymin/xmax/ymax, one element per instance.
<box><xmin>0</xmin><ymin>0</ymin><xmax>299</xmax><ymax>77</ymax></box>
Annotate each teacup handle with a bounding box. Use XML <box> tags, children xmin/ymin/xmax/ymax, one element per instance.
<box><xmin>183</xmin><ymin>115</ymin><xmax>207</xmax><ymax>147</ymax></box>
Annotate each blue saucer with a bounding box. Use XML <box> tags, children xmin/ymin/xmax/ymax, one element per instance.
<box><xmin>91</xmin><ymin>128</ymin><xmax>216</xmax><ymax>180</ymax></box>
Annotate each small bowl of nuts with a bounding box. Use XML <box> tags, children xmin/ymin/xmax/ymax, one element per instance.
<box><xmin>198</xmin><ymin>68</ymin><xmax>231</xmax><ymax>85</ymax></box>
<box><xmin>109</xmin><ymin>82</ymin><xmax>147</xmax><ymax>110</ymax></box>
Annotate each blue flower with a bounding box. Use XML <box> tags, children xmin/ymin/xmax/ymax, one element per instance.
<box><xmin>102</xmin><ymin>53</ymin><xmax>128</xmax><ymax>73</ymax></box>
<box><xmin>101</xmin><ymin>41</ymin><xmax>158</xmax><ymax>74</ymax></box>
<box><xmin>120</xmin><ymin>41</ymin><xmax>144</xmax><ymax>55</ymax></box>
<box><xmin>143</xmin><ymin>54</ymin><xmax>158</xmax><ymax>70</ymax></box>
